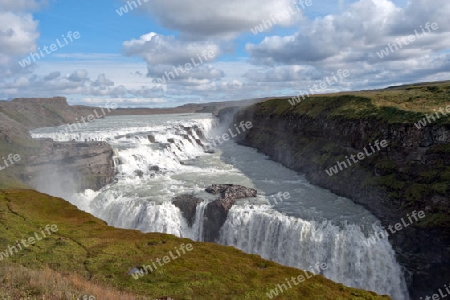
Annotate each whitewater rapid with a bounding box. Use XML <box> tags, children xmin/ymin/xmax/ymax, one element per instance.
<box><xmin>31</xmin><ymin>113</ymin><xmax>409</xmax><ymax>300</ymax></box>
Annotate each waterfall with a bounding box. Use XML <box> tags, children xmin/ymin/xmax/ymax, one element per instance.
<box><xmin>184</xmin><ymin>201</ymin><xmax>208</xmax><ymax>241</ymax></box>
<box><xmin>85</xmin><ymin>194</ymin><xmax>408</xmax><ymax>299</ymax></box>
<box><xmin>30</xmin><ymin>114</ymin><xmax>409</xmax><ymax>300</ymax></box>
<box><xmin>218</xmin><ymin>205</ymin><xmax>408</xmax><ymax>300</ymax></box>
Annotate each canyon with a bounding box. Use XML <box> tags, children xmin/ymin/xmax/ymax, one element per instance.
<box><xmin>1</xmin><ymin>82</ymin><xmax>449</xmax><ymax>299</ymax></box>
<box><xmin>221</xmin><ymin>83</ymin><xmax>450</xmax><ymax>298</ymax></box>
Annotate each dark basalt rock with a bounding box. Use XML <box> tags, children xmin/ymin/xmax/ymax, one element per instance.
<box><xmin>134</xmin><ymin>170</ymin><xmax>144</xmax><ymax>178</ymax></box>
<box><xmin>149</xmin><ymin>165</ymin><xmax>160</xmax><ymax>172</ymax></box>
<box><xmin>172</xmin><ymin>194</ymin><xmax>203</xmax><ymax>227</ymax></box>
<box><xmin>203</xmin><ymin>184</ymin><xmax>257</xmax><ymax>242</ymax></box>
<box><xmin>205</xmin><ymin>184</ymin><xmax>257</xmax><ymax>200</ymax></box>
<box><xmin>193</xmin><ymin>125</ymin><xmax>206</xmax><ymax>140</ymax></box>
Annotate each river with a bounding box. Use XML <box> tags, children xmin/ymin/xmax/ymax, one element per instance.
<box><xmin>31</xmin><ymin>113</ymin><xmax>409</xmax><ymax>300</ymax></box>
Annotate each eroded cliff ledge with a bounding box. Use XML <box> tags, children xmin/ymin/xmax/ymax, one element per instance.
<box><xmin>25</xmin><ymin>140</ymin><xmax>115</xmax><ymax>192</ymax></box>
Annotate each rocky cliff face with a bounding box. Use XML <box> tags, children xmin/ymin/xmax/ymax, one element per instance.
<box><xmin>222</xmin><ymin>100</ymin><xmax>450</xmax><ymax>299</ymax></box>
<box><xmin>25</xmin><ymin>140</ymin><xmax>115</xmax><ymax>192</ymax></box>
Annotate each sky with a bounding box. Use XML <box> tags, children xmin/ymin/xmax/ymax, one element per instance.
<box><xmin>0</xmin><ymin>0</ymin><xmax>449</xmax><ymax>107</ymax></box>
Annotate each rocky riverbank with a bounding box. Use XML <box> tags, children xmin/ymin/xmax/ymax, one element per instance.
<box><xmin>220</xmin><ymin>84</ymin><xmax>450</xmax><ymax>299</ymax></box>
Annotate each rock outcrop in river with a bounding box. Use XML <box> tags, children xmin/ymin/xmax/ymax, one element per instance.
<box><xmin>172</xmin><ymin>194</ymin><xmax>204</xmax><ymax>227</ymax></box>
<box><xmin>203</xmin><ymin>184</ymin><xmax>257</xmax><ymax>242</ymax></box>
<box><xmin>173</xmin><ymin>184</ymin><xmax>257</xmax><ymax>242</ymax></box>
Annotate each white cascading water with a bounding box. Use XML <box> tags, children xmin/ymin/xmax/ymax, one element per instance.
<box><xmin>31</xmin><ymin>114</ymin><xmax>409</xmax><ymax>300</ymax></box>
<box><xmin>219</xmin><ymin>205</ymin><xmax>407</xmax><ymax>300</ymax></box>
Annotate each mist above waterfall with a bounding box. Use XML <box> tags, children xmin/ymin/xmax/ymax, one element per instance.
<box><xmin>32</xmin><ymin>165</ymin><xmax>78</xmax><ymax>200</ymax></box>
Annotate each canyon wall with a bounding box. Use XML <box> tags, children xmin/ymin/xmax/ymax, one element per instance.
<box><xmin>221</xmin><ymin>95</ymin><xmax>450</xmax><ymax>299</ymax></box>
<box><xmin>25</xmin><ymin>140</ymin><xmax>115</xmax><ymax>192</ymax></box>
<box><xmin>0</xmin><ymin>97</ymin><xmax>116</xmax><ymax>191</ymax></box>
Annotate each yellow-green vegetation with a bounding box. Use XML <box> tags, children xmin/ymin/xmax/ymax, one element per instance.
<box><xmin>0</xmin><ymin>261</ymin><xmax>141</xmax><ymax>299</ymax></box>
<box><xmin>258</xmin><ymin>81</ymin><xmax>450</xmax><ymax>123</ymax></box>
<box><xmin>0</xmin><ymin>189</ymin><xmax>389</xmax><ymax>300</ymax></box>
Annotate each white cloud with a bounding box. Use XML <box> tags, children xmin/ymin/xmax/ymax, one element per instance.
<box><xmin>148</xmin><ymin>64</ymin><xmax>224</xmax><ymax>82</ymax></box>
<box><xmin>123</xmin><ymin>32</ymin><xmax>225</xmax><ymax>90</ymax></box>
<box><xmin>0</xmin><ymin>0</ymin><xmax>44</xmax><ymax>12</ymax></box>
<box><xmin>1</xmin><ymin>0</ymin><xmax>449</xmax><ymax>107</ymax></box>
<box><xmin>68</xmin><ymin>69</ymin><xmax>89</xmax><ymax>82</ymax></box>
<box><xmin>247</xmin><ymin>0</ymin><xmax>450</xmax><ymax>66</ymax></box>
<box><xmin>242</xmin><ymin>0</ymin><xmax>450</xmax><ymax>95</ymax></box>
<box><xmin>0</xmin><ymin>12</ymin><xmax>39</xmax><ymax>56</ymax></box>
<box><xmin>244</xmin><ymin>65</ymin><xmax>322</xmax><ymax>82</ymax></box>
<box><xmin>0</xmin><ymin>1</ymin><xmax>41</xmax><ymax>79</ymax></box>
<box><xmin>43</xmin><ymin>71</ymin><xmax>60</xmax><ymax>81</ymax></box>
<box><xmin>123</xmin><ymin>32</ymin><xmax>220</xmax><ymax>65</ymax></box>
<box><xmin>0</xmin><ymin>69</ymin><xmax>124</xmax><ymax>98</ymax></box>
<box><xmin>80</xmin><ymin>97</ymin><xmax>167</xmax><ymax>108</ymax></box>
<box><xmin>91</xmin><ymin>73</ymin><xmax>114</xmax><ymax>87</ymax></box>
<box><xmin>122</xmin><ymin>0</ymin><xmax>301</xmax><ymax>38</ymax></box>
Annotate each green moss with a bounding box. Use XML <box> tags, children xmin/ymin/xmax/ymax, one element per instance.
<box><xmin>428</xmin><ymin>143</ymin><xmax>450</xmax><ymax>154</ymax></box>
<box><xmin>417</xmin><ymin>213</ymin><xmax>450</xmax><ymax>229</ymax></box>
<box><xmin>374</xmin><ymin>159</ymin><xmax>397</xmax><ymax>173</ymax></box>
<box><xmin>403</xmin><ymin>184</ymin><xmax>428</xmax><ymax>203</ymax></box>
<box><xmin>379</xmin><ymin>175</ymin><xmax>406</xmax><ymax>190</ymax></box>
<box><xmin>440</xmin><ymin>168</ymin><xmax>450</xmax><ymax>181</ymax></box>
<box><xmin>431</xmin><ymin>183</ymin><xmax>449</xmax><ymax>195</ymax></box>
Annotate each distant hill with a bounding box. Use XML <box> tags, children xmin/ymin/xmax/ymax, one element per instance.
<box><xmin>107</xmin><ymin>98</ymin><xmax>268</xmax><ymax>116</ymax></box>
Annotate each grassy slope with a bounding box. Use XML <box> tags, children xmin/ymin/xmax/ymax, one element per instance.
<box><xmin>0</xmin><ymin>261</ymin><xmax>141</xmax><ymax>299</ymax></box>
<box><xmin>261</xmin><ymin>81</ymin><xmax>450</xmax><ymax>122</ymax></box>
<box><xmin>0</xmin><ymin>189</ymin><xmax>388</xmax><ymax>300</ymax></box>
